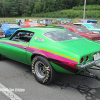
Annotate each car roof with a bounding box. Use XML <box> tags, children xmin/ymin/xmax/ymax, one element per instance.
<box><xmin>2</xmin><ymin>23</ymin><xmax>18</xmax><ymax>26</ymax></box>
<box><xmin>55</xmin><ymin>25</ymin><xmax>81</xmax><ymax>28</ymax></box>
<box><xmin>2</xmin><ymin>23</ymin><xmax>17</xmax><ymax>25</ymax></box>
<box><xmin>2</xmin><ymin>24</ymin><xmax>20</xmax><ymax>28</ymax></box>
<box><xmin>73</xmin><ymin>23</ymin><xmax>95</xmax><ymax>27</ymax></box>
<box><xmin>73</xmin><ymin>23</ymin><xmax>93</xmax><ymax>25</ymax></box>
<box><xmin>18</xmin><ymin>27</ymin><xmax>66</xmax><ymax>33</ymax></box>
<box><xmin>73</xmin><ymin>23</ymin><xmax>85</xmax><ymax>24</ymax></box>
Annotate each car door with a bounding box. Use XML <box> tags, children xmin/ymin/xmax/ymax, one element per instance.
<box><xmin>0</xmin><ymin>30</ymin><xmax>34</xmax><ymax>64</ymax></box>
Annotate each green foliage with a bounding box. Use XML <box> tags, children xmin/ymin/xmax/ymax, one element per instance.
<box><xmin>25</xmin><ymin>6</ymin><xmax>31</xmax><ymax>16</ymax></box>
<box><xmin>31</xmin><ymin>9</ymin><xmax>100</xmax><ymax>18</ymax></box>
<box><xmin>0</xmin><ymin>0</ymin><xmax>100</xmax><ymax>18</ymax></box>
<box><xmin>72</xmin><ymin>5</ymin><xmax>100</xmax><ymax>10</ymax></box>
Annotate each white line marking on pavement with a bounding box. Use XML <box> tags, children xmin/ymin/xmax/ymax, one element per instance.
<box><xmin>0</xmin><ymin>83</ymin><xmax>22</xmax><ymax>100</ymax></box>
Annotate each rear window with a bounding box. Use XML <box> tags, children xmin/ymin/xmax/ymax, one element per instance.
<box><xmin>43</xmin><ymin>30</ymin><xmax>82</xmax><ymax>42</ymax></box>
<box><xmin>74</xmin><ymin>26</ymin><xmax>90</xmax><ymax>32</ymax></box>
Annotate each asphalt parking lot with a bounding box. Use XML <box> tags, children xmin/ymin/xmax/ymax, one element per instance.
<box><xmin>0</xmin><ymin>58</ymin><xmax>100</xmax><ymax>100</ymax></box>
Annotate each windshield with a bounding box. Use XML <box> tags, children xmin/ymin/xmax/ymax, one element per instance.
<box><xmin>43</xmin><ymin>30</ymin><xmax>82</xmax><ymax>42</ymax></box>
<box><xmin>74</xmin><ymin>26</ymin><xmax>90</xmax><ymax>32</ymax></box>
<box><xmin>90</xmin><ymin>24</ymin><xmax>100</xmax><ymax>29</ymax></box>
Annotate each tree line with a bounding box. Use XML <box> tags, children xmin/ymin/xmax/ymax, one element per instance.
<box><xmin>0</xmin><ymin>0</ymin><xmax>100</xmax><ymax>17</ymax></box>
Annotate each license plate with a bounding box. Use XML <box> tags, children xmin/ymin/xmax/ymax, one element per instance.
<box><xmin>93</xmin><ymin>53</ymin><xmax>100</xmax><ymax>60</ymax></box>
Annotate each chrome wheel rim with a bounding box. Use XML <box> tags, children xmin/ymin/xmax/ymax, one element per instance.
<box><xmin>35</xmin><ymin>61</ymin><xmax>46</xmax><ymax>79</ymax></box>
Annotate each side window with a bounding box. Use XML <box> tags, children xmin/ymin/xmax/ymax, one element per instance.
<box><xmin>10</xmin><ymin>31</ymin><xmax>34</xmax><ymax>42</ymax></box>
<box><xmin>74</xmin><ymin>24</ymin><xmax>81</xmax><ymax>26</ymax></box>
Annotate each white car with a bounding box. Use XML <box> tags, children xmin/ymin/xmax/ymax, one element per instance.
<box><xmin>73</xmin><ymin>23</ymin><xmax>100</xmax><ymax>33</ymax></box>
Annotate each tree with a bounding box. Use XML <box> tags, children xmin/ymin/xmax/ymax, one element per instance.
<box><xmin>25</xmin><ymin>6</ymin><xmax>31</xmax><ymax>16</ymax></box>
<box><xmin>9</xmin><ymin>0</ymin><xmax>19</xmax><ymax>16</ymax></box>
<box><xmin>33</xmin><ymin>1</ymin><xmax>43</xmax><ymax>13</ymax></box>
<box><xmin>0</xmin><ymin>0</ymin><xmax>100</xmax><ymax>17</ymax></box>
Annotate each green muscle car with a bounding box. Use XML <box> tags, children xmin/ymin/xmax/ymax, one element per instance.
<box><xmin>0</xmin><ymin>27</ymin><xmax>100</xmax><ymax>84</ymax></box>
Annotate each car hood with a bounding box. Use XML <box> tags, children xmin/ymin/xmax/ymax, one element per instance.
<box><xmin>60</xmin><ymin>38</ymin><xmax>100</xmax><ymax>55</ymax></box>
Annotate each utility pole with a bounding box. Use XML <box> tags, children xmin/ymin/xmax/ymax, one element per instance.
<box><xmin>83</xmin><ymin>0</ymin><xmax>86</xmax><ymax>19</ymax></box>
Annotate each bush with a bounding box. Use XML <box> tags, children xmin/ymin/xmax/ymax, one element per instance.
<box><xmin>72</xmin><ymin>5</ymin><xmax>100</xmax><ymax>10</ymax></box>
<box><xmin>30</xmin><ymin>5</ymin><xmax>100</xmax><ymax>18</ymax></box>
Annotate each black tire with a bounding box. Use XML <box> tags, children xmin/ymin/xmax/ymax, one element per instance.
<box><xmin>31</xmin><ymin>56</ymin><xmax>57</xmax><ymax>84</ymax></box>
<box><xmin>0</xmin><ymin>54</ymin><xmax>2</xmax><ymax>60</ymax></box>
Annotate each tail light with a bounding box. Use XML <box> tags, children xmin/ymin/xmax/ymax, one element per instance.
<box><xmin>86</xmin><ymin>55</ymin><xmax>89</xmax><ymax>61</ymax></box>
<box><xmin>0</xmin><ymin>33</ymin><xmax>3</xmax><ymax>35</ymax></box>
<box><xmin>67</xmin><ymin>62</ymin><xmax>77</xmax><ymax>69</ymax></box>
<box><xmin>80</xmin><ymin>57</ymin><xmax>84</xmax><ymax>63</ymax></box>
<box><xmin>67</xmin><ymin>62</ymin><xmax>76</xmax><ymax>67</ymax></box>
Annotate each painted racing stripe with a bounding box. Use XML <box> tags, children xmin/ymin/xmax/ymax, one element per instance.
<box><xmin>0</xmin><ymin>41</ymin><xmax>79</xmax><ymax>62</ymax></box>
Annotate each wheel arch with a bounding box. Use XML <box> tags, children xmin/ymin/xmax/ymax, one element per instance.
<box><xmin>31</xmin><ymin>53</ymin><xmax>58</xmax><ymax>84</ymax></box>
<box><xmin>31</xmin><ymin>53</ymin><xmax>48</xmax><ymax>61</ymax></box>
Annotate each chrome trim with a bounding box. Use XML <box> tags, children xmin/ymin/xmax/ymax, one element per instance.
<box><xmin>77</xmin><ymin>59</ymin><xmax>100</xmax><ymax>69</ymax></box>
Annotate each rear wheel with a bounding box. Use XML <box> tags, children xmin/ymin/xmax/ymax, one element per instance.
<box><xmin>31</xmin><ymin>56</ymin><xmax>57</xmax><ymax>84</ymax></box>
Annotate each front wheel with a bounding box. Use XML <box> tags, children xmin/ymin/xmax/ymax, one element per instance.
<box><xmin>31</xmin><ymin>56</ymin><xmax>57</xmax><ymax>84</ymax></box>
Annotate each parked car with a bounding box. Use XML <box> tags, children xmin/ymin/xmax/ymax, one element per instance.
<box><xmin>0</xmin><ymin>27</ymin><xmax>100</xmax><ymax>84</ymax></box>
<box><xmin>73</xmin><ymin>23</ymin><xmax>100</xmax><ymax>33</ymax></box>
<box><xmin>54</xmin><ymin>25</ymin><xmax>100</xmax><ymax>42</ymax></box>
<box><xmin>0</xmin><ymin>29</ymin><xmax>5</xmax><ymax>38</ymax></box>
<box><xmin>20</xmin><ymin>22</ymin><xmax>46</xmax><ymax>28</ymax></box>
<box><xmin>0</xmin><ymin>23</ymin><xmax>21</xmax><ymax>37</ymax></box>
<box><xmin>0</xmin><ymin>23</ymin><xmax>2</xmax><ymax>27</ymax></box>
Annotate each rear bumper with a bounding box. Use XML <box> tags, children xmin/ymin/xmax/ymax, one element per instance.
<box><xmin>77</xmin><ymin>59</ymin><xmax>100</xmax><ymax>69</ymax></box>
